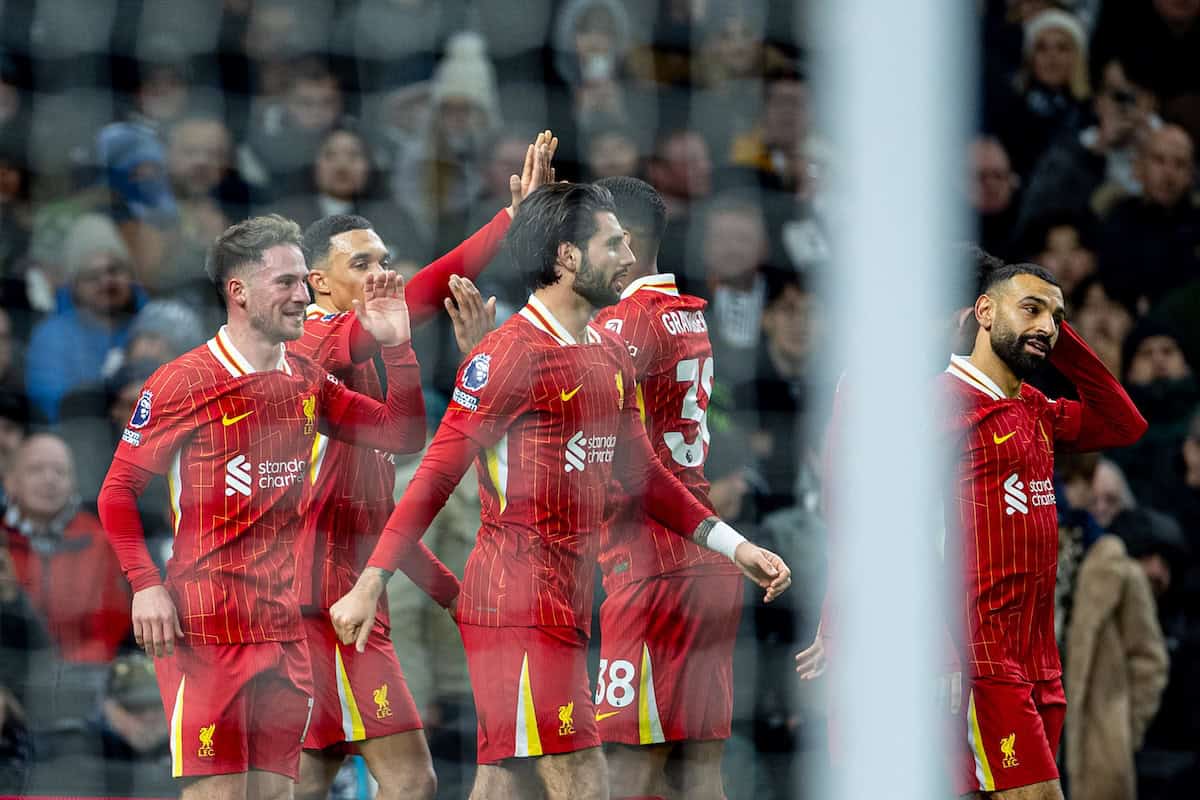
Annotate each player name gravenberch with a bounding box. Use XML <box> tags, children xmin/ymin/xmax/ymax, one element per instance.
<box><xmin>661</xmin><ymin>310</ymin><xmax>707</xmax><ymax>336</ymax></box>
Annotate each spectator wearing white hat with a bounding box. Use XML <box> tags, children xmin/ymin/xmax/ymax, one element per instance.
<box><xmin>389</xmin><ymin>32</ymin><xmax>501</xmax><ymax>254</ymax></box>
<box><xmin>990</xmin><ymin>8</ymin><xmax>1091</xmax><ymax>180</ymax></box>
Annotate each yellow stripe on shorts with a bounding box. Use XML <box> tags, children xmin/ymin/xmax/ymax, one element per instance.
<box><xmin>967</xmin><ymin>689</ymin><xmax>995</xmax><ymax>791</ymax></box>
<box><xmin>336</xmin><ymin>646</ymin><xmax>367</xmax><ymax>742</ymax></box>
<box><xmin>170</xmin><ymin>676</ymin><xmax>186</xmax><ymax>777</ymax></box>
<box><xmin>515</xmin><ymin>652</ymin><xmax>543</xmax><ymax>756</ymax></box>
<box><xmin>637</xmin><ymin>643</ymin><xmax>665</xmax><ymax>745</ymax></box>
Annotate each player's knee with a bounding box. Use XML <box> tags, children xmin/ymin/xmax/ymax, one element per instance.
<box><xmin>376</xmin><ymin>765</ymin><xmax>436</xmax><ymax>800</ymax></box>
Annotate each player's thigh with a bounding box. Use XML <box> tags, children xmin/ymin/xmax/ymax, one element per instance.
<box><xmin>604</xmin><ymin>741</ymin><xmax>672</xmax><ymax>797</ymax></box>
<box><xmin>179</xmin><ymin>773</ymin><xmax>248</xmax><ymax>800</ymax></box>
<box><xmin>670</xmin><ymin>739</ymin><xmax>727</xmax><ymax>800</ymax></box>
<box><xmin>358</xmin><ymin>729</ymin><xmax>437</xmax><ymax>799</ymax></box>
<box><xmin>245</xmin><ymin>642</ymin><xmax>314</xmax><ymax>781</ymax></box>
<box><xmin>534</xmin><ymin>746</ymin><xmax>609</xmax><ymax>800</ymax></box>
<box><xmin>987</xmin><ymin>778</ymin><xmax>1064</xmax><ymax>800</ymax></box>
<box><xmin>469</xmin><ymin>761</ymin><xmax>538</xmax><ymax>800</ymax></box>
<box><xmin>246</xmin><ymin>769</ymin><xmax>293</xmax><ymax>800</ymax></box>
<box><xmin>295</xmin><ymin>748</ymin><xmax>343</xmax><ymax>800</ymax></box>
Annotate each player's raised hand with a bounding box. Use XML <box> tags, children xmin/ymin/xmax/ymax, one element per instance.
<box><xmin>354</xmin><ymin>270</ymin><xmax>411</xmax><ymax>347</ymax></box>
<box><xmin>795</xmin><ymin>630</ymin><xmax>827</xmax><ymax>679</ymax></box>
<box><xmin>507</xmin><ymin>129</ymin><xmax>558</xmax><ymax>216</ymax></box>
<box><xmin>733</xmin><ymin>543</ymin><xmax>792</xmax><ymax>603</ymax></box>
<box><xmin>131</xmin><ymin>585</ymin><xmax>184</xmax><ymax>658</ymax></box>
<box><xmin>445</xmin><ymin>275</ymin><xmax>496</xmax><ymax>356</ymax></box>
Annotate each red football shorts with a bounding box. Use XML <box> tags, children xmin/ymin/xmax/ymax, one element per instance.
<box><xmin>955</xmin><ymin>675</ymin><xmax>1065</xmax><ymax>795</ymax></box>
<box><xmin>301</xmin><ymin>611</ymin><xmax>423</xmax><ymax>751</ymax></box>
<box><xmin>596</xmin><ymin>572</ymin><xmax>743</xmax><ymax>745</ymax></box>
<box><xmin>458</xmin><ymin>622</ymin><xmax>600</xmax><ymax>764</ymax></box>
<box><xmin>156</xmin><ymin>640</ymin><xmax>313</xmax><ymax>780</ymax></box>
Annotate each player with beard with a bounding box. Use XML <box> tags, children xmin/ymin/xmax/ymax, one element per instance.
<box><xmin>939</xmin><ymin>262</ymin><xmax>1146</xmax><ymax>799</ymax></box>
<box><xmin>328</xmin><ymin>183</ymin><xmax>792</xmax><ymax>800</ymax></box>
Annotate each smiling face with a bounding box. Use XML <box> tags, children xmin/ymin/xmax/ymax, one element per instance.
<box><xmin>233</xmin><ymin>243</ymin><xmax>310</xmax><ymax>343</ymax></box>
<box><xmin>980</xmin><ymin>273</ymin><xmax>1066</xmax><ymax>380</ymax></box>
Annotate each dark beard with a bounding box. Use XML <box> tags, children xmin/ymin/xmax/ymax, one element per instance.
<box><xmin>572</xmin><ymin>253</ymin><xmax>619</xmax><ymax>309</ymax></box>
<box><xmin>992</xmin><ymin>326</ymin><xmax>1050</xmax><ymax>380</ymax></box>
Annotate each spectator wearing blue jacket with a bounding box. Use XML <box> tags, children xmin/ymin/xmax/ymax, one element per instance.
<box><xmin>24</xmin><ymin>214</ymin><xmax>144</xmax><ymax>422</ymax></box>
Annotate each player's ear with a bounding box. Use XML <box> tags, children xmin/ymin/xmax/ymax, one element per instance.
<box><xmin>227</xmin><ymin>277</ymin><xmax>248</xmax><ymax>308</ymax></box>
<box><xmin>556</xmin><ymin>241</ymin><xmax>578</xmax><ymax>275</ymax></box>
<box><xmin>307</xmin><ymin>269</ymin><xmax>329</xmax><ymax>295</ymax></box>
<box><xmin>974</xmin><ymin>293</ymin><xmax>994</xmax><ymax>330</ymax></box>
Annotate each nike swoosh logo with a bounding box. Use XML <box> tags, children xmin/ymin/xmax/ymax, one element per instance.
<box><xmin>560</xmin><ymin>384</ymin><xmax>583</xmax><ymax>402</ymax></box>
<box><xmin>595</xmin><ymin>710</ymin><xmax>622</xmax><ymax>722</ymax></box>
<box><xmin>993</xmin><ymin>431</ymin><xmax>1016</xmax><ymax>445</ymax></box>
<box><xmin>222</xmin><ymin>411</ymin><xmax>254</xmax><ymax>426</ymax></box>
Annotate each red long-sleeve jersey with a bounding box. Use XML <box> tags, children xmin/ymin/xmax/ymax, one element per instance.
<box><xmin>98</xmin><ymin>326</ymin><xmax>426</xmax><ymax>645</ymax></box>
<box><xmin>941</xmin><ymin>322</ymin><xmax>1146</xmax><ymax>680</ymax></box>
<box><xmin>288</xmin><ymin>206</ymin><xmax>511</xmax><ymax>621</ymax></box>
<box><xmin>366</xmin><ymin>296</ymin><xmax>717</xmax><ymax>633</ymax></box>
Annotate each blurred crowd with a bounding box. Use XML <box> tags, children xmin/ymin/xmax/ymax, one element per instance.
<box><xmin>0</xmin><ymin>0</ymin><xmax>1195</xmax><ymax>798</ymax></box>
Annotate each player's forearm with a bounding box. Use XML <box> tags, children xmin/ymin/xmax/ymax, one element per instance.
<box><xmin>97</xmin><ymin>460</ymin><xmax>162</xmax><ymax>592</ymax></box>
<box><xmin>328</xmin><ymin>343</ymin><xmax>427</xmax><ymax>451</ymax></box>
<box><xmin>367</xmin><ymin>425</ymin><xmax>476</xmax><ymax>579</ymax></box>
<box><xmin>1052</xmin><ymin>322</ymin><xmax>1147</xmax><ymax>449</ymax></box>
<box><xmin>406</xmin><ymin>209</ymin><xmax>512</xmax><ymax>328</ymax></box>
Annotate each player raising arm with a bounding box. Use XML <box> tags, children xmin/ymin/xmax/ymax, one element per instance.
<box><xmin>939</xmin><ymin>262</ymin><xmax>1145</xmax><ymax>800</ymax></box>
<box><xmin>287</xmin><ymin>130</ymin><xmax>555</xmax><ymax>800</ymax></box>
<box><xmin>330</xmin><ymin>183</ymin><xmax>789</xmax><ymax>800</ymax></box>
<box><xmin>96</xmin><ymin>215</ymin><xmax>427</xmax><ymax>800</ymax></box>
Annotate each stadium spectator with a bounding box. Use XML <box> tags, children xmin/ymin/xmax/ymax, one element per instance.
<box><xmin>1098</xmin><ymin>124</ymin><xmax>1200</xmax><ymax>312</ymax></box>
<box><xmin>1016</xmin><ymin>57</ymin><xmax>1161</xmax><ymax>232</ymax></box>
<box><xmin>1061</xmin><ymin>508</ymin><xmax>1168</xmax><ymax>800</ymax></box>
<box><xmin>695</xmin><ymin>191</ymin><xmax>772</xmax><ymax>386</ymax></box>
<box><xmin>968</xmin><ymin>136</ymin><xmax>1022</xmax><ymax>258</ymax></box>
<box><xmin>990</xmin><ymin>8</ymin><xmax>1091</xmax><ymax>179</ymax></box>
<box><xmin>730</xmin><ymin>64</ymin><xmax>828</xmax><ymax>192</ymax></box>
<box><xmin>1091</xmin><ymin>458</ymin><xmax>1138</xmax><ymax>529</ymax></box>
<box><xmin>24</xmin><ymin>213</ymin><xmax>144</xmax><ymax>423</ymax></box>
<box><xmin>582</xmin><ymin>116</ymin><xmax>642</xmax><ymax>181</ymax></box>
<box><xmin>733</xmin><ymin>270</ymin><xmax>823</xmax><ymax>514</ymax></box>
<box><xmin>1091</xmin><ymin>0</ymin><xmax>1200</xmax><ymax>108</ymax></box>
<box><xmin>1018</xmin><ymin>211</ymin><xmax>1098</xmax><ymax>298</ymax></box>
<box><xmin>548</xmin><ymin>0</ymin><xmax>643</xmax><ymax>172</ymax></box>
<box><xmin>390</xmin><ymin>32</ymin><xmax>499</xmax><ymax>254</ymax></box>
<box><xmin>0</xmin><ymin>538</ymin><xmax>44</xmax><ymax>788</ymax></box>
<box><xmin>274</xmin><ymin>124</ymin><xmax>425</xmax><ymax>260</ymax></box>
<box><xmin>239</xmin><ymin>58</ymin><xmax>345</xmax><ymax>197</ymax></box>
<box><xmin>163</xmin><ymin>115</ymin><xmax>249</xmax><ymax>282</ymax></box>
<box><xmin>647</xmin><ymin>126</ymin><xmax>715</xmax><ymax>224</ymax></box>
<box><xmin>2</xmin><ymin>433</ymin><xmax>131</xmax><ymax>664</ymax></box>
<box><xmin>94</xmin><ymin>121</ymin><xmax>180</xmax><ymax>291</ymax></box>
<box><xmin>1069</xmin><ymin>275</ymin><xmax>1133</xmax><ymax>377</ymax></box>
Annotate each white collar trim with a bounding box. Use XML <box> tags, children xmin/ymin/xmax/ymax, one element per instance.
<box><xmin>945</xmin><ymin>354</ymin><xmax>1007</xmax><ymax>400</ymax></box>
<box><xmin>620</xmin><ymin>273</ymin><xmax>680</xmax><ymax>300</ymax></box>
<box><xmin>207</xmin><ymin>326</ymin><xmax>291</xmax><ymax>377</ymax></box>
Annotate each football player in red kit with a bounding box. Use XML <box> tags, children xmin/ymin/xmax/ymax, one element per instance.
<box><xmin>289</xmin><ymin>132</ymin><xmax>556</xmax><ymax>800</ymax></box>
<box><xmin>590</xmin><ymin>176</ymin><xmax>744</xmax><ymax>800</ymax></box>
<box><xmin>939</xmin><ymin>262</ymin><xmax>1145</xmax><ymax>798</ymax></box>
<box><xmin>97</xmin><ymin>214</ymin><xmax>430</xmax><ymax>799</ymax></box>
<box><xmin>329</xmin><ymin>183</ymin><xmax>792</xmax><ymax>800</ymax></box>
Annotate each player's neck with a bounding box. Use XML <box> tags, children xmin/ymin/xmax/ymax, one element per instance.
<box><xmin>311</xmin><ymin>293</ymin><xmax>342</xmax><ymax>314</ymax></box>
<box><xmin>533</xmin><ymin>285</ymin><xmax>593</xmax><ymax>343</ymax></box>
<box><xmin>224</xmin><ymin>319</ymin><xmax>285</xmax><ymax>373</ymax></box>
<box><xmin>968</xmin><ymin>346</ymin><xmax>1022</xmax><ymax>398</ymax></box>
